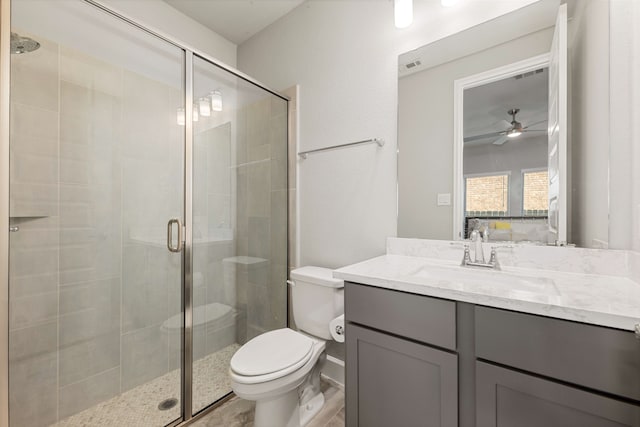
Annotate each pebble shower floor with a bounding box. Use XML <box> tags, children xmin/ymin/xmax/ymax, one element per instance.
<box><xmin>51</xmin><ymin>344</ymin><xmax>239</xmax><ymax>427</ymax></box>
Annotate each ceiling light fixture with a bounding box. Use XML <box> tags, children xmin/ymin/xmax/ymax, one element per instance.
<box><xmin>506</xmin><ymin>127</ymin><xmax>522</xmax><ymax>138</ymax></box>
<box><xmin>210</xmin><ymin>90</ymin><xmax>223</xmax><ymax>112</ymax></box>
<box><xmin>199</xmin><ymin>97</ymin><xmax>211</xmax><ymax>117</ymax></box>
<box><xmin>192</xmin><ymin>104</ymin><xmax>199</xmax><ymax>122</ymax></box>
<box><xmin>177</xmin><ymin>108</ymin><xmax>185</xmax><ymax>126</ymax></box>
<box><xmin>394</xmin><ymin>0</ymin><xmax>413</xmax><ymax>29</ymax></box>
<box><xmin>507</xmin><ymin>108</ymin><xmax>522</xmax><ymax>137</ymax></box>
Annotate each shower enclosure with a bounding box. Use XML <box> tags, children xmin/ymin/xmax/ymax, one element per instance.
<box><xmin>0</xmin><ymin>0</ymin><xmax>289</xmax><ymax>426</ymax></box>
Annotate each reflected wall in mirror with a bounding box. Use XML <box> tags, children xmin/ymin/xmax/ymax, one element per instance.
<box><xmin>397</xmin><ymin>0</ymin><xmax>614</xmax><ymax>248</ymax></box>
<box><xmin>461</xmin><ymin>65</ymin><xmax>550</xmax><ymax>243</ymax></box>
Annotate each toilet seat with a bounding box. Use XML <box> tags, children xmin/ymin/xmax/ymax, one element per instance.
<box><xmin>231</xmin><ymin>328</ymin><xmax>314</xmax><ymax>384</ymax></box>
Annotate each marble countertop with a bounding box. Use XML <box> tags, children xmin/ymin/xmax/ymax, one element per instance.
<box><xmin>333</xmin><ymin>254</ymin><xmax>640</xmax><ymax>331</ymax></box>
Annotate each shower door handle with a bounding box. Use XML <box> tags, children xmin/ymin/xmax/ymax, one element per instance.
<box><xmin>167</xmin><ymin>218</ymin><xmax>184</xmax><ymax>253</ymax></box>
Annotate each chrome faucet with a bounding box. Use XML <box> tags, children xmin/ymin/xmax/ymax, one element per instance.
<box><xmin>471</xmin><ymin>230</ymin><xmax>485</xmax><ymax>263</ymax></box>
<box><xmin>461</xmin><ymin>230</ymin><xmax>500</xmax><ymax>270</ymax></box>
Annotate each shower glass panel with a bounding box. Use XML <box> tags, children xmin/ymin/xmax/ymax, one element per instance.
<box><xmin>8</xmin><ymin>1</ymin><xmax>184</xmax><ymax>425</ymax></box>
<box><xmin>191</xmin><ymin>55</ymin><xmax>288</xmax><ymax>414</ymax></box>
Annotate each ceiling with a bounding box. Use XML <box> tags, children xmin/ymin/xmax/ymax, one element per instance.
<box><xmin>398</xmin><ymin>0</ymin><xmax>557</xmax><ymax>78</ymax></box>
<box><xmin>164</xmin><ymin>0</ymin><xmax>305</xmax><ymax>45</ymax></box>
<box><xmin>464</xmin><ymin>67</ymin><xmax>549</xmax><ymax>146</ymax></box>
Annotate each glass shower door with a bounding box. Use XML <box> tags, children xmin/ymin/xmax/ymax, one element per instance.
<box><xmin>190</xmin><ymin>55</ymin><xmax>289</xmax><ymax>414</ymax></box>
<box><xmin>8</xmin><ymin>1</ymin><xmax>185</xmax><ymax>425</ymax></box>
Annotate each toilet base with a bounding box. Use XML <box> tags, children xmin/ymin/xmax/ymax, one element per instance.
<box><xmin>252</xmin><ymin>388</ymin><xmax>325</xmax><ymax>427</ymax></box>
<box><xmin>299</xmin><ymin>392</ymin><xmax>325</xmax><ymax>427</ymax></box>
<box><xmin>254</xmin><ymin>388</ymin><xmax>299</xmax><ymax>427</ymax></box>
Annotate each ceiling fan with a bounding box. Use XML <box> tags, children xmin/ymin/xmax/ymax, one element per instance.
<box><xmin>464</xmin><ymin>108</ymin><xmax>547</xmax><ymax>146</ymax></box>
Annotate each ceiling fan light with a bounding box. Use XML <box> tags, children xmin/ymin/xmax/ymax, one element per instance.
<box><xmin>507</xmin><ymin>128</ymin><xmax>521</xmax><ymax>138</ymax></box>
<box><xmin>394</xmin><ymin>0</ymin><xmax>413</xmax><ymax>29</ymax></box>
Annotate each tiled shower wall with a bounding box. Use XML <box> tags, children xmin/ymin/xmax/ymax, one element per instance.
<box><xmin>8</xmin><ymin>31</ymin><xmax>60</xmax><ymax>427</ymax></box>
<box><xmin>8</xmin><ymin>33</ymin><xmax>184</xmax><ymax>426</ymax></box>
<box><xmin>191</xmin><ymin>120</ymin><xmax>235</xmax><ymax>362</ymax></box>
<box><xmin>233</xmin><ymin>95</ymin><xmax>288</xmax><ymax>343</ymax></box>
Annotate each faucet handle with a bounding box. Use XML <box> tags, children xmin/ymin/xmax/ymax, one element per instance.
<box><xmin>489</xmin><ymin>246</ymin><xmax>500</xmax><ymax>270</ymax></box>
<box><xmin>461</xmin><ymin>244</ymin><xmax>471</xmax><ymax>266</ymax></box>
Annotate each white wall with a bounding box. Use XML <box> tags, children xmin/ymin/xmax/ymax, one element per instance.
<box><xmin>633</xmin><ymin>2</ymin><xmax>640</xmax><ymax>252</ymax></box>
<box><xmin>100</xmin><ymin>0</ymin><xmax>237</xmax><ymax>66</ymax></box>
<box><xmin>608</xmin><ymin>0</ymin><xmax>640</xmax><ymax>251</ymax></box>
<box><xmin>238</xmin><ymin>0</ymin><xmax>538</xmax><ymax>268</ymax></box>
<box><xmin>568</xmin><ymin>0</ymin><xmax>610</xmax><ymax>248</ymax></box>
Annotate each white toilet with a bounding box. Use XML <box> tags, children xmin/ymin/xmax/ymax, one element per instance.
<box><xmin>229</xmin><ymin>266</ymin><xmax>344</xmax><ymax>427</ymax></box>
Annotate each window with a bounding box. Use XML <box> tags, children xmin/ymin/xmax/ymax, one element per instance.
<box><xmin>523</xmin><ymin>170</ymin><xmax>548</xmax><ymax>215</ymax></box>
<box><xmin>465</xmin><ymin>174</ymin><xmax>509</xmax><ymax>216</ymax></box>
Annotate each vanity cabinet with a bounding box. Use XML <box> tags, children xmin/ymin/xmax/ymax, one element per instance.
<box><xmin>345</xmin><ymin>282</ymin><xmax>640</xmax><ymax>427</ymax></box>
<box><xmin>476</xmin><ymin>361</ymin><xmax>640</xmax><ymax>427</ymax></box>
<box><xmin>345</xmin><ymin>283</ymin><xmax>458</xmax><ymax>427</ymax></box>
<box><xmin>346</xmin><ymin>323</ymin><xmax>458</xmax><ymax>427</ymax></box>
<box><xmin>475</xmin><ymin>306</ymin><xmax>640</xmax><ymax>401</ymax></box>
<box><xmin>475</xmin><ymin>306</ymin><xmax>640</xmax><ymax>427</ymax></box>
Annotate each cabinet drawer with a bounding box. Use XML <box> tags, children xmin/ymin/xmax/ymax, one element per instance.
<box><xmin>476</xmin><ymin>306</ymin><xmax>640</xmax><ymax>401</ymax></box>
<box><xmin>345</xmin><ymin>282</ymin><xmax>456</xmax><ymax>350</ymax></box>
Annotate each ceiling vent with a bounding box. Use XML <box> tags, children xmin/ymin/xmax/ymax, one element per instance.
<box><xmin>514</xmin><ymin>68</ymin><xmax>545</xmax><ymax>80</ymax></box>
<box><xmin>404</xmin><ymin>59</ymin><xmax>422</xmax><ymax>70</ymax></box>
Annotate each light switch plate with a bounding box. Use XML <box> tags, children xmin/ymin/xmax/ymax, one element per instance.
<box><xmin>437</xmin><ymin>193</ymin><xmax>451</xmax><ymax>206</ymax></box>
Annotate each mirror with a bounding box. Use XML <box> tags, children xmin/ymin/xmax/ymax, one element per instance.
<box><xmin>461</xmin><ymin>65</ymin><xmax>550</xmax><ymax>243</ymax></box>
<box><xmin>397</xmin><ymin>0</ymin><xmax>610</xmax><ymax>248</ymax></box>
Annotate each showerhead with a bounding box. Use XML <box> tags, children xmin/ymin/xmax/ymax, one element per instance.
<box><xmin>10</xmin><ymin>32</ymin><xmax>40</xmax><ymax>54</ymax></box>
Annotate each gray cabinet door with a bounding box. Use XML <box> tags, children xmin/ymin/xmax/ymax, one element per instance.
<box><xmin>476</xmin><ymin>361</ymin><xmax>640</xmax><ymax>427</ymax></box>
<box><xmin>346</xmin><ymin>323</ymin><xmax>458</xmax><ymax>427</ymax></box>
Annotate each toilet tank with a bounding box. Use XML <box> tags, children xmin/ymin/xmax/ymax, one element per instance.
<box><xmin>290</xmin><ymin>266</ymin><xmax>344</xmax><ymax>340</ymax></box>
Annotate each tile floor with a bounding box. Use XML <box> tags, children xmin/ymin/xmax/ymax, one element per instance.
<box><xmin>52</xmin><ymin>344</ymin><xmax>240</xmax><ymax>427</ymax></box>
<box><xmin>191</xmin><ymin>379</ymin><xmax>345</xmax><ymax>427</ymax></box>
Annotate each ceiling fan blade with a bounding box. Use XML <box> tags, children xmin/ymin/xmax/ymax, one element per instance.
<box><xmin>523</xmin><ymin>129</ymin><xmax>546</xmax><ymax>132</ymax></box>
<box><xmin>464</xmin><ymin>131</ymin><xmax>505</xmax><ymax>143</ymax></box>
<box><xmin>492</xmin><ymin>136</ymin><xmax>509</xmax><ymax>146</ymax></box>
<box><xmin>522</xmin><ymin>120</ymin><xmax>546</xmax><ymax>130</ymax></box>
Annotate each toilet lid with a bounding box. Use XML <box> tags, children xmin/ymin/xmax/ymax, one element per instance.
<box><xmin>230</xmin><ymin>328</ymin><xmax>314</xmax><ymax>377</ymax></box>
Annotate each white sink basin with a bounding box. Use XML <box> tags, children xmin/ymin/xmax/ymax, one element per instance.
<box><xmin>411</xmin><ymin>263</ymin><xmax>559</xmax><ymax>295</ymax></box>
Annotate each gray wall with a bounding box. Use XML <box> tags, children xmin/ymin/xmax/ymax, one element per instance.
<box><xmin>397</xmin><ymin>26</ymin><xmax>554</xmax><ymax>239</ymax></box>
<box><xmin>463</xmin><ymin>135</ymin><xmax>547</xmax><ymax>216</ymax></box>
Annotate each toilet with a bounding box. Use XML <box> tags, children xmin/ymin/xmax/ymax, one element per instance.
<box><xmin>229</xmin><ymin>266</ymin><xmax>344</xmax><ymax>427</ymax></box>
